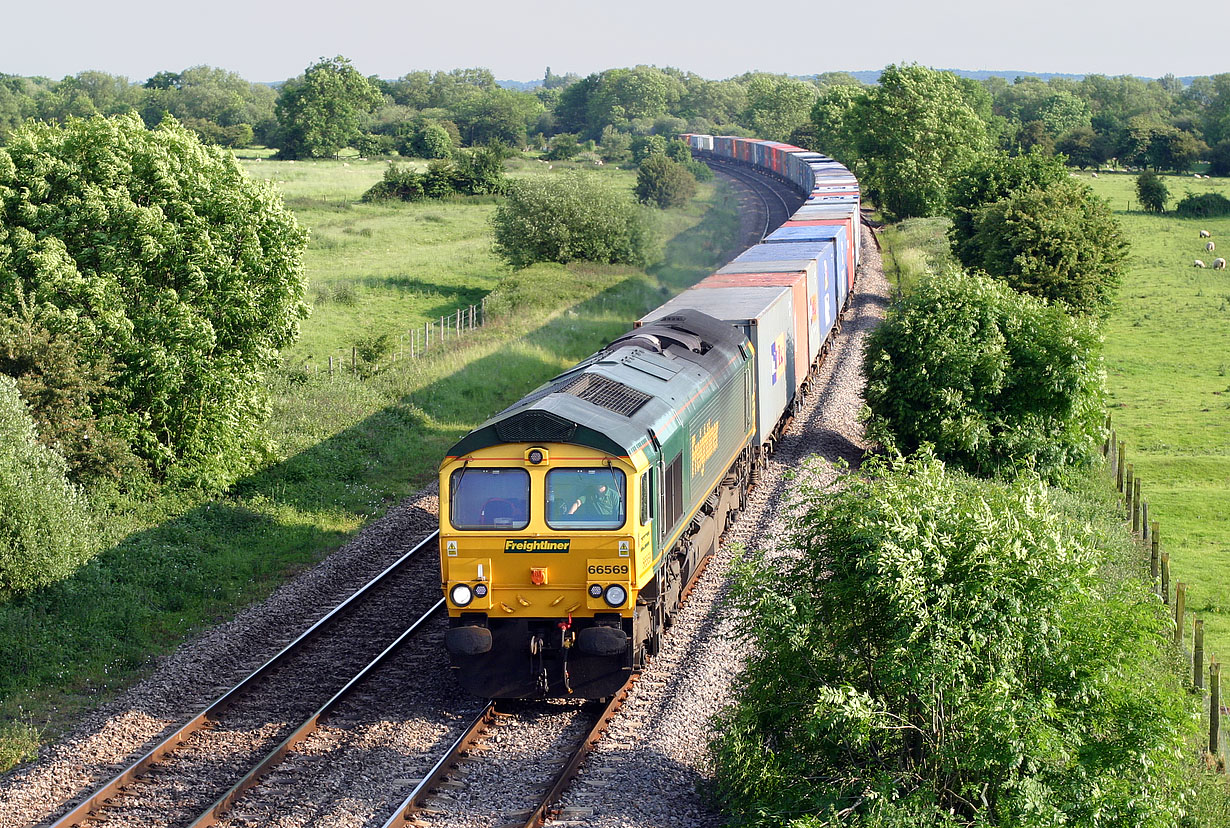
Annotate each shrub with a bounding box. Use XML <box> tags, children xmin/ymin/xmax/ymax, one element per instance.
<box><xmin>491</xmin><ymin>172</ymin><xmax>654</xmax><ymax>269</ymax></box>
<box><xmin>964</xmin><ymin>176</ymin><xmax>1127</xmax><ymax>315</ymax></box>
<box><xmin>361</xmin><ymin>163</ymin><xmax>426</xmax><ymax>202</ymax></box>
<box><xmin>863</xmin><ymin>269</ymin><xmax>1105</xmax><ymax>480</ymax></box>
<box><xmin>544</xmin><ymin>133</ymin><xmax>581</xmax><ymax>161</ymax></box>
<box><xmin>634</xmin><ymin>154</ymin><xmax>697</xmax><ymax>209</ymax></box>
<box><xmin>0</xmin><ymin>376</ymin><xmax>96</xmax><ymax>596</ymax></box>
<box><xmin>711</xmin><ymin>452</ymin><xmax>1196</xmax><ymax>828</ymax></box>
<box><xmin>1136</xmin><ymin>170</ymin><xmax>1169</xmax><ymax>212</ymax></box>
<box><xmin>629</xmin><ymin>134</ymin><xmax>667</xmax><ymax>164</ymax></box>
<box><xmin>1175</xmin><ymin>192</ymin><xmax>1230</xmax><ymax>218</ymax></box>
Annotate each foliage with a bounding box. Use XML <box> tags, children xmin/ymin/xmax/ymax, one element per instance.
<box><xmin>634</xmin><ymin>154</ymin><xmax>697</xmax><ymax>209</ymax></box>
<box><xmin>812</xmin><ymin>65</ymin><xmax>989</xmax><ymax>219</ymax></box>
<box><xmin>863</xmin><ymin>269</ymin><xmax>1106</xmax><ymax>479</ymax></box>
<box><xmin>741</xmin><ymin>74</ymin><xmax>819</xmax><ymax>142</ymax></box>
<box><xmin>711</xmin><ymin>452</ymin><xmax>1198</xmax><ymax>828</ymax></box>
<box><xmin>274</xmin><ymin>56</ymin><xmax>383</xmax><ymax>159</ymax></box>
<box><xmin>544</xmin><ymin>133</ymin><xmax>581</xmax><ymax>161</ymax></box>
<box><xmin>1055</xmin><ymin>125</ymin><xmax>1112</xmax><ymax>170</ymax></box>
<box><xmin>362</xmin><ymin>145</ymin><xmax>505</xmax><ymax>202</ymax></box>
<box><xmin>1136</xmin><ymin>170</ymin><xmax>1169</xmax><ymax>212</ymax></box>
<box><xmin>629</xmin><ymin>134</ymin><xmax>667</xmax><ymax>165</ymax></box>
<box><xmin>491</xmin><ymin>172</ymin><xmax>654</xmax><ymax>269</ymax></box>
<box><xmin>0</xmin><ymin>375</ymin><xmax>96</xmax><ymax>596</ymax></box>
<box><xmin>0</xmin><ymin>114</ymin><xmax>308</xmax><ymax>487</ymax></box>
<box><xmin>964</xmin><ymin>176</ymin><xmax>1127</xmax><ymax>315</ymax></box>
<box><xmin>1209</xmin><ymin>139</ymin><xmax>1230</xmax><ymax>177</ymax></box>
<box><xmin>415</xmin><ymin>121</ymin><xmax>455</xmax><ymax>159</ymax></box>
<box><xmin>947</xmin><ymin>149</ymin><xmax>1070</xmax><ymax>270</ymax></box>
<box><xmin>1174</xmin><ymin>191</ymin><xmax>1230</xmax><ymax>217</ymax></box>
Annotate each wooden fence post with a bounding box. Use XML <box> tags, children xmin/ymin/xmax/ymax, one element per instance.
<box><xmin>456</xmin><ymin>308</ymin><xmax>462</xmax><ymax>333</ymax></box>
<box><xmin>1124</xmin><ymin>464</ymin><xmax>1134</xmax><ymax>517</ymax></box>
<box><xmin>1132</xmin><ymin>478</ymin><xmax>1141</xmax><ymax>534</ymax></box>
<box><xmin>1175</xmin><ymin>582</ymin><xmax>1187</xmax><ymax>646</ymax></box>
<box><xmin>1103</xmin><ymin>414</ymin><xmax>1112</xmax><ymax>457</ymax></box>
<box><xmin>1196</xmin><ymin>619</ymin><xmax>1206</xmax><ymax>690</ymax></box>
<box><xmin>481</xmin><ymin>295</ymin><xmax>487</xmax><ymax>325</ymax></box>
<box><xmin>1211</xmin><ymin>659</ymin><xmax>1221</xmax><ymax>756</ymax></box>
<box><xmin>328</xmin><ymin>355</ymin><xmax>334</xmax><ymax>377</ymax></box>
<box><xmin>352</xmin><ymin>345</ymin><xmax>357</xmax><ymax>375</ymax></box>
<box><xmin>1142</xmin><ymin>502</ymin><xmax>1150</xmax><ymax>542</ymax></box>
<box><xmin>1151</xmin><ymin>522</ymin><xmax>1160</xmax><ymax>582</ymax></box>
<box><xmin>1116</xmin><ymin>441</ymin><xmax>1126</xmax><ymax>492</ymax></box>
<box><xmin>1162</xmin><ymin>552</ymin><xmax>1171</xmax><ymax>605</ymax></box>
<box><xmin>1110</xmin><ymin>428</ymin><xmax>1118</xmax><ymax>478</ymax></box>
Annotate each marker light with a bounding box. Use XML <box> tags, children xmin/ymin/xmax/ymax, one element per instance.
<box><xmin>450</xmin><ymin>583</ymin><xmax>474</xmax><ymax>607</ymax></box>
<box><xmin>527</xmin><ymin>449</ymin><xmax>545</xmax><ymax>464</ymax></box>
<box><xmin>474</xmin><ymin>584</ymin><xmax>488</xmax><ymax>598</ymax></box>
<box><xmin>589</xmin><ymin>584</ymin><xmax>603</xmax><ymax>599</ymax></box>
<box><xmin>603</xmin><ymin>584</ymin><xmax>627</xmax><ymax>607</ymax></box>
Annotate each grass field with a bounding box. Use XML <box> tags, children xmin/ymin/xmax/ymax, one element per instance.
<box><xmin>0</xmin><ymin>153</ymin><xmax>743</xmax><ymax>772</ymax></box>
<box><xmin>1085</xmin><ymin>171</ymin><xmax>1230</xmax><ymax>662</ymax></box>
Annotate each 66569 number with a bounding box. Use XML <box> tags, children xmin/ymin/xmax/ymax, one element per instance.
<box><xmin>587</xmin><ymin>564</ymin><xmax>628</xmax><ymax>575</ymax></box>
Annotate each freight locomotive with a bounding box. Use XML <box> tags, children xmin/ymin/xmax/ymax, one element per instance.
<box><xmin>439</xmin><ymin>136</ymin><xmax>862</xmax><ymax>698</ymax></box>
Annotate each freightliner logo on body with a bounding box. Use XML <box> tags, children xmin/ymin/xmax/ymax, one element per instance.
<box><xmin>505</xmin><ymin>539</ymin><xmax>571</xmax><ymax>553</ymax></box>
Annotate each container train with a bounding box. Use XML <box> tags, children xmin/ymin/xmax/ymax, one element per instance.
<box><xmin>438</xmin><ymin>135</ymin><xmax>863</xmax><ymax>699</ymax></box>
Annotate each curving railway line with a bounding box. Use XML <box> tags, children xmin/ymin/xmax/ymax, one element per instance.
<box><xmin>9</xmin><ymin>148</ymin><xmax>887</xmax><ymax>828</ymax></box>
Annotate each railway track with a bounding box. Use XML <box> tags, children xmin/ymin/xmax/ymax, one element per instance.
<box><xmin>707</xmin><ymin>159</ymin><xmax>802</xmax><ymax>240</ymax></box>
<box><xmin>45</xmin><ymin>530</ymin><xmax>445</xmax><ymax>828</ymax></box>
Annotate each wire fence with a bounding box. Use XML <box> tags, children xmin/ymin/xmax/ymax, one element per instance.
<box><xmin>299</xmin><ymin>296</ymin><xmax>491</xmax><ymax>378</ymax></box>
<box><xmin>1103</xmin><ymin>415</ymin><xmax>1228</xmax><ymax>770</ymax></box>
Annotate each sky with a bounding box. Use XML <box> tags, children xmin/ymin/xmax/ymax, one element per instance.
<box><xmin>3</xmin><ymin>0</ymin><xmax>1227</xmax><ymax>84</ymax></box>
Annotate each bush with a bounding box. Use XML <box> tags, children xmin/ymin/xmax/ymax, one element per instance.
<box><xmin>1209</xmin><ymin>139</ymin><xmax>1230</xmax><ymax>178</ymax></box>
<box><xmin>361</xmin><ymin>163</ymin><xmax>426</xmax><ymax>202</ymax></box>
<box><xmin>362</xmin><ymin>146</ymin><xmax>505</xmax><ymax>202</ymax></box>
<box><xmin>1175</xmin><ymin>192</ymin><xmax>1230</xmax><ymax>218</ymax></box>
<box><xmin>629</xmin><ymin>134</ymin><xmax>667</xmax><ymax>164</ymax></box>
<box><xmin>711</xmin><ymin>452</ymin><xmax>1197</xmax><ymax>828</ymax></box>
<box><xmin>0</xmin><ymin>376</ymin><xmax>96</xmax><ymax>596</ymax></box>
<box><xmin>1136</xmin><ymin>170</ymin><xmax>1169</xmax><ymax>212</ymax></box>
<box><xmin>863</xmin><ymin>269</ymin><xmax>1105</xmax><ymax>480</ymax></box>
<box><xmin>544</xmin><ymin>133</ymin><xmax>581</xmax><ymax>161</ymax></box>
<box><xmin>491</xmin><ymin>172</ymin><xmax>654</xmax><ymax>269</ymax></box>
<box><xmin>0</xmin><ymin>114</ymin><xmax>308</xmax><ymax>489</ymax></box>
<box><xmin>965</xmin><ymin>176</ymin><xmax>1127</xmax><ymax>315</ymax></box>
<box><xmin>948</xmin><ymin>149</ymin><xmax>1070</xmax><ymax>269</ymax></box>
<box><xmin>634</xmin><ymin>154</ymin><xmax>697</xmax><ymax>209</ymax></box>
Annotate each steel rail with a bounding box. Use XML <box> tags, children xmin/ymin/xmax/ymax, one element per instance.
<box><xmin>45</xmin><ymin>530</ymin><xmax>441</xmax><ymax>828</ymax></box>
<box><xmin>186</xmin><ymin>598</ymin><xmax>448</xmax><ymax>827</ymax></box>
<box><xmin>379</xmin><ymin>702</ymin><xmax>499</xmax><ymax>828</ymax></box>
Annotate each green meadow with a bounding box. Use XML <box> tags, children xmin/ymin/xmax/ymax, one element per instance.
<box><xmin>1086</xmin><ymin>172</ymin><xmax>1230</xmax><ymax>661</ymax></box>
<box><xmin>0</xmin><ymin>153</ymin><xmax>742</xmax><ymax>771</ymax></box>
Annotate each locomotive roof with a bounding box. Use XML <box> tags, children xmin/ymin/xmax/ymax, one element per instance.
<box><xmin>445</xmin><ymin>310</ymin><xmax>749</xmax><ymax>460</ymax></box>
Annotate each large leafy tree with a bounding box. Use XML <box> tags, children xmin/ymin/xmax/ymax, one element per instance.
<box><xmin>815</xmin><ymin>64</ymin><xmax>988</xmax><ymax>219</ymax></box>
<box><xmin>863</xmin><ymin>269</ymin><xmax>1105</xmax><ymax>479</ymax></box>
<box><xmin>0</xmin><ymin>114</ymin><xmax>308</xmax><ymax>486</ymax></box>
<box><xmin>274</xmin><ymin>56</ymin><xmax>383</xmax><ymax>159</ymax></box>
<box><xmin>740</xmin><ymin>74</ymin><xmax>819</xmax><ymax>142</ymax></box>
<box><xmin>634</xmin><ymin>154</ymin><xmax>697</xmax><ymax>209</ymax></box>
<box><xmin>966</xmin><ymin>177</ymin><xmax>1127</xmax><ymax>315</ymax></box>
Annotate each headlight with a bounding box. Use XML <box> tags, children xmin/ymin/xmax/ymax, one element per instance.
<box><xmin>603</xmin><ymin>584</ymin><xmax>627</xmax><ymax>607</ymax></box>
<box><xmin>450</xmin><ymin>583</ymin><xmax>474</xmax><ymax>607</ymax></box>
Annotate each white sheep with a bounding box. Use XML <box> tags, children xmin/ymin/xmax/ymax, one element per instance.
<box><xmin>1194</xmin><ymin>259</ymin><xmax>1207</xmax><ymax>268</ymax></box>
<box><xmin>1215</xmin><ymin>258</ymin><xmax>1227</xmax><ymax>270</ymax></box>
<box><xmin>1091</xmin><ymin>172</ymin><xmax>1098</xmax><ymax>178</ymax></box>
<box><xmin>1208</xmin><ymin>241</ymin><xmax>1216</xmax><ymax>253</ymax></box>
<box><xmin>1201</xmin><ymin>230</ymin><xmax>1212</xmax><ymax>238</ymax></box>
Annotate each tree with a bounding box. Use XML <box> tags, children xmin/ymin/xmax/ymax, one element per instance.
<box><xmin>1210</xmin><ymin>138</ymin><xmax>1230</xmax><ymax>176</ymax></box>
<box><xmin>966</xmin><ymin>177</ymin><xmax>1127</xmax><ymax>315</ymax></box>
<box><xmin>454</xmin><ymin>87</ymin><xmax>543</xmax><ymax>147</ymax></box>
<box><xmin>1056</xmin><ymin>125</ymin><xmax>1109</xmax><ymax>169</ymax></box>
<box><xmin>741</xmin><ymin>74</ymin><xmax>819</xmax><ymax>142</ymax></box>
<box><xmin>544</xmin><ymin>133</ymin><xmax>581</xmax><ymax>161</ymax></box>
<box><xmin>634</xmin><ymin>154</ymin><xmax>697</xmax><ymax>209</ymax></box>
<box><xmin>1136</xmin><ymin>170</ymin><xmax>1169</xmax><ymax>212</ymax></box>
<box><xmin>491</xmin><ymin>173</ymin><xmax>653</xmax><ymax>269</ymax></box>
<box><xmin>629</xmin><ymin>134</ymin><xmax>667</xmax><ymax>164</ymax></box>
<box><xmin>274</xmin><ymin>56</ymin><xmax>382</xmax><ymax>159</ymax></box>
<box><xmin>850</xmin><ymin>64</ymin><xmax>989</xmax><ymax>218</ymax></box>
<box><xmin>0</xmin><ymin>114</ymin><xmax>309</xmax><ymax>487</ymax></box>
<box><xmin>863</xmin><ymin>269</ymin><xmax>1105</xmax><ymax>479</ymax></box>
<box><xmin>948</xmin><ymin>149</ymin><xmax>1071</xmax><ymax>270</ymax></box>
<box><xmin>0</xmin><ymin>376</ymin><xmax>96</xmax><ymax>596</ymax></box>
<box><xmin>712</xmin><ymin>451</ymin><xmax>1195</xmax><ymax>827</ymax></box>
